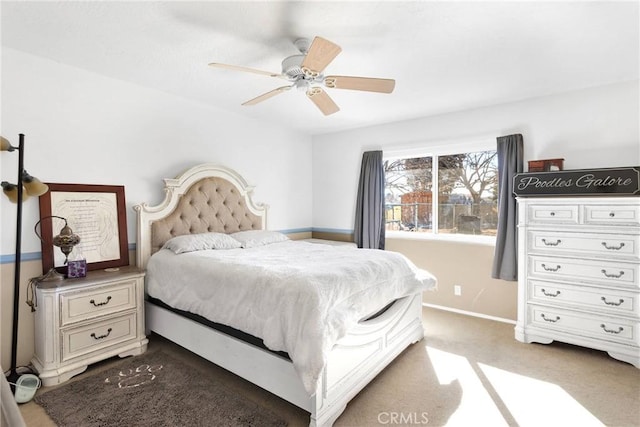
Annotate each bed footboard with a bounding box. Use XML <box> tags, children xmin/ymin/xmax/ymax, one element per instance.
<box><xmin>146</xmin><ymin>292</ymin><xmax>424</xmax><ymax>427</ymax></box>
<box><xmin>310</xmin><ymin>292</ymin><xmax>424</xmax><ymax>426</ymax></box>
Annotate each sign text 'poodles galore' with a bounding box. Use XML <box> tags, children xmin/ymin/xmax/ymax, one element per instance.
<box><xmin>513</xmin><ymin>167</ymin><xmax>640</xmax><ymax>196</ymax></box>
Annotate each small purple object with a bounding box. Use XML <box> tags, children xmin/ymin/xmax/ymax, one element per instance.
<box><xmin>67</xmin><ymin>259</ymin><xmax>87</xmax><ymax>278</ymax></box>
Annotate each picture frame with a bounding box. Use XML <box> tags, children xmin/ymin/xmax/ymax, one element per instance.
<box><xmin>527</xmin><ymin>158</ymin><xmax>564</xmax><ymax>172</ymax></box>
<box><xmin>38</xmin><ymin>183</ymin><xmax>129</xmax><ymax>275</ymax></box>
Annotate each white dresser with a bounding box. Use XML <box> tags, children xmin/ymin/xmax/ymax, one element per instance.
<box><xmin>32</xmin><ymin>266</ymin><xmax>148</xmax><ymax>386</ymax></box>
<box><xmin>516</xmin><ymin>196</ymin><xmax>639</xmax><ymax>368</ymax></box>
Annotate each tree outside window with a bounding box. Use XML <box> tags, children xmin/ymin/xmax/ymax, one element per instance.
<box><xmin>384</xmin><ymin>150</ymin><xmax>498</xmax><ymax>236</ymax></box>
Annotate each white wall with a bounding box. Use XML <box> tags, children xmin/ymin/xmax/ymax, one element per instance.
<box><xmin>312</xmin><ymin>80</ymin><xmax>640</xmax><ymax>230</ymax></box>
<box><xmin>1</xmin><ymin>47</ymin><xmax>312</xmax><ymax>369</ymax></box>
<box><xmin>312</xmin><ymin>80</ymin><xmax>639</xmax><ymax>320</ymax></box>
<box><xmin>1</xmin><ymin>48</ymin><xmax>313</xmax><ymax>257</ymax></box>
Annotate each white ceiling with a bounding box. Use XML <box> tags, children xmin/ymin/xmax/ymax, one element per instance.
<box><xmin>1</xmin><ymin>1</ymin><xmax>638</xmax><ymax>136</ymax></box>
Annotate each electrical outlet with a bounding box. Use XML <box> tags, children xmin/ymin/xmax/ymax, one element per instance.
<box><xmin>454</xmin><ymin>285</ymin><xmax>462</xmax><ymax>296</ymax></box>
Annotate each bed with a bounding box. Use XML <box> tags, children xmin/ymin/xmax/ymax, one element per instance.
<box><xmin>134</xmin><ymin>163</ymin><xmax>436</xmax><ymax>426</ymax></box>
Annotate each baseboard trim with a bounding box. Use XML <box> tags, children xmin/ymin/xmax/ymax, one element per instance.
<box><xmin>422</xmin><ymin>303</ymin><xmax>516</xmax><ymax>325</ymax></box>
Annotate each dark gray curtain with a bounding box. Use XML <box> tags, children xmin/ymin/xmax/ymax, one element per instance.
<box><xmin>354</xmin><ymin>150</ymin><xmax>385</xmax><ymax>249</ymax></box>
<box><xmin>492</xmin><ymin>134</ymin><xmax>523</xmax><ymax>280</ymax></box>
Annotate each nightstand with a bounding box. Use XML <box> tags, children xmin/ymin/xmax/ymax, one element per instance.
<box><xmin>31</xmin><ymin>266</ymin><xmax>148</xmax><ymax>386</ymax></box>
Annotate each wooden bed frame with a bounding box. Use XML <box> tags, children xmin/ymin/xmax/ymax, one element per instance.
<box><xmin>134</xmin><ymin>163</ymin><xmax>426</xmax><ymax>426</ymax></box>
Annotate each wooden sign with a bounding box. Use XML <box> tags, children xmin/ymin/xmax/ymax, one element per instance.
<box><xmin>513</xmin><ymin>167</ymin><xmax>640</xmax><ymax>197</ymax></box>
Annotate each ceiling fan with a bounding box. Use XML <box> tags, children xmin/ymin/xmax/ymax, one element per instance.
<box><xmin>209</xmin><ymin>36</ymin><xmax>395</xmax><ymax>116</ymax></box>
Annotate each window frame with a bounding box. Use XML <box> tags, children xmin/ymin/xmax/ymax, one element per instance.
<box><xmin>384</xmin><ymin>136</ymin><xmax>498</xmax><ymax>244</ymax></box>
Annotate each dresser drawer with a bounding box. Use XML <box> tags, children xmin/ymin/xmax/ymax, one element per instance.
<box><xmin>529</xmin><ymin>305</ymin><xmax>638</xmax><ymax>346</ymax></box>
<box><xmin>530</xmin><ymin>280</ymin><xmax>639</xmax><ymax>317</ymax></box>
<box><xmin>526</xmin><ymin>204</ymin><xmax>579</xmax><ymax>225</ymax></box>
<box><xmin>60</xmin><ymin>280</ymin><xmax>137</xmax><ymax>326</ymax></box>
<box><xmin>584</xmin><ymin>204</ymin><xmax>640</xmax><ymax>226</ymax></box>
<box><xmin>529</xmin><ymin>255</ymin><xmax>638</xmax><ymax>287</ymax></box>
<box><xmin>61</xmin><ymin>313</ymin><xmax>137</xmax><ymax>362</ymax></box>
<box><xmin>528</xmin><ymin>231</ymin><xmax>640</xmax><ymax>260</ymax></box>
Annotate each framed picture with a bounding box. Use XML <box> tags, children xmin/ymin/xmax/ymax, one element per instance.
<box><xmin>527</xmin><ymin>158</ymin><xmax>564</xmax><ymax>172</ymax></box>
<box><xmin>38</xmin><ymin>183</ymin><xmax>129</xmax><ymax>274</ymax></box>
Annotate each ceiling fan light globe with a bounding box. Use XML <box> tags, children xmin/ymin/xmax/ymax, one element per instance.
<box><xmin>295</xmin><ymin>80</ymin><xmax>310</xmax><ymax>92</ymax></box>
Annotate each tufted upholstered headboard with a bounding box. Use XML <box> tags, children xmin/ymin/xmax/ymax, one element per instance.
<box><xmin>134</xmin><ymin>164</ymin><xmax>267</xmax><ymax>269</ymax></box>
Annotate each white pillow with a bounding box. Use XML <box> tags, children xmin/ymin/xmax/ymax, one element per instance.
<box><xmin>162</xmin><ymin>232</ymin><xmax>242</xmax><ymax>254</ymax></box>
<box><xmin>230</xmin><ymin>230</ymin><xmax>289</xmax><ymax>248</ymax></box>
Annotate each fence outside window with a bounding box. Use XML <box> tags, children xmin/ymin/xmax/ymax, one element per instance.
<box><xmin>385</xmin><ymin>202</ymin><xmax>498</xmax><ymax>235</ymax></box>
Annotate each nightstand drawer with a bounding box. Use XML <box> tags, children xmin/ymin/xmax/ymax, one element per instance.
<box><xmin>62</xmin><ymin>314</ymin><xmax>137</xmax><ymax>362</ymax></box>
<box><xmin>61</xmin><ymin>280</ymin><xmax>137</xmax><ymax>326</ymax></box>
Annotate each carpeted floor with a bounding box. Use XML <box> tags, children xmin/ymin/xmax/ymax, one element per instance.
<box><xmin>33</xmin><ymin>350</ymin><xmax>286</xmax><ymax>427</ymax></box>
<box><xmin>20</xmin><ymin>307</ymin><xmax>640</xmax><ymax>426</ymax></box>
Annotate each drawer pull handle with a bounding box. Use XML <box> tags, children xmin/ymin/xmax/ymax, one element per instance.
<box><xmin>541</xmin><ymin>314</ymin><xmax>560</xmax><ymax>323</ymax></box>
<box><xmin>602</xmin><ymin>242</ymin><xmax>625</xmax><ymax>250</ymax></box>
<box><xmin>90</xmin><ymin>296</ymin><xmax>112</xmax><ymax>307</ymax></box>
<box><xmin>609</xmin><ymin>212</ymin><xmax>615</xmax><ymax>217</ymax></box>
<box><xmin>542</xmin><ymin>239</ymin><xmax>561</xmax><ymax>246</ymax></box>
<box><xmin>601</xmin><ymin>297</ymin><xmax>624</xmax><ymax>306</ymax></box>
<box><xmin>600</xmin><ymin>324</ymin><xmax>623</xmax><ymax>334</ymax></box>
<box><xmin>541</xmin><ymin>263</ymin><xmax>561</xmax><ymax>272</ymax></box>
<box><xmin>601</xmin><ymin>269</ymin><xmax>624</xmax><ymax>279</ymax></box>
<box><xmin>90</xmin><ymin>328</ymin><xmax>113</xmax><ymax>340</ymax></box>
<box><xmin>541</xmin><ymin>289</ymin><xmax>561</xmax><ymax>297</ymax></box>
<box><xmin>549</xmin><ymin>212</ymin><xmax>556</xmax><ymax>217</ymax></box>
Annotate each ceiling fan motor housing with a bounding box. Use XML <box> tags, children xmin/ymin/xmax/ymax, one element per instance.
<box><xmin>282</xmin><ymin>54</ymin><xmax>306</xmax><ymax>80</ymax></box>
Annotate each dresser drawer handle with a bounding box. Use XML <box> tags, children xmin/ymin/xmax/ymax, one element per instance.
<box><xmin>600</xmin><ymin>324</ymin><xmax>623</xmax><ymax>334</ymax></box>
<box><xmin>601</xmin><ymin>269</ymin><xmax>624</xmax><ymax>279</ymax></box>
<box><xmin>90</xmin><ymin>296</ymin><xmax>112</xmax><ymax>307</ymax></box>
<box><xmin>609</xmin><ymin>212</ymin><xmax>615</xmax><ymax>217</ymax></box>
<box><xmin>549</xmin><ymin>212</ymin><xmax>556</xmax><ymax>217</ymax></box>
<box><xmin>541</xmin><ymin>263</ymin><xmax>561</xmax><ymax>272</ymax></box>
<box><xmin>601</xmin><ymin>297</ymin><xmax>624</xmax><ymax>306</ymax></box>
<box><xmin>541</xmin><ymin>289</ymin><xmax>561</xmax><ymax>297</ymax></box>
<box><xmin>602</xmin><ymin>242</ymin><xmax>625</xmax><ymax>250</ymax></box>
<box><xmin>90</xmin><ymin>328</ymin><xmax>113</xmax><ymax>340</ymax></box>
<box><xmin>541</xmin><ymin>314</ymin><xmax>560</xmax><ymax>323</ymax></box>
<box><xmin>542</xmin><ymin>239</ymin><xmax>562</xmax><ymax>246</ymax></box>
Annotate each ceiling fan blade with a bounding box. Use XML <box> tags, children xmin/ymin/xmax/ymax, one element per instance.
<box><xmin>324</xmin><ymin>76</ymin><xmax>396</xmax><ymax>93</ymax></box>
<box><xmin>242</xmin><ymin>86</ymin><xmax>292</xmax><ymax>106</ymax></box>
<box><xmin>301</xmin><ymin>37</ymin><xmax>342</xmax><ymax>75</ymax></box>
<box><xmin>306</xmin><ymin>87</ymin><xmax>340</xmax><ymax>116</ymax></box>
<box><xmin>209</xmin><ymin>63</ymin><xmax>283</xmax><ymax>78</ymax></box>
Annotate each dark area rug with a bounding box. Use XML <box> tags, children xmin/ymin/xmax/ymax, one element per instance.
<box><xmin>34</xmin><ymin>350</ymin><xmax>287</xmax><ymax>427</ymax></box>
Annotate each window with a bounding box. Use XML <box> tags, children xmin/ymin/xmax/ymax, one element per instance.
<box><xmin>384</xmin><ymin>149</ymin><xmax>498</xmax><ymax>237</ymax></box>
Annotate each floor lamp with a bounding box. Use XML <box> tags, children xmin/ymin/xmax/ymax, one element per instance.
<box><xmin>1</xmin><ymin>134</ymin><xmax>49</xmax><ymax>387</ymax></box>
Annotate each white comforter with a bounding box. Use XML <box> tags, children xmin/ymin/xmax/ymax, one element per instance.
<box><xmin>145</xmin><ymin>240</ymin><xmax>436</xmax><ymax>394</ymax></box>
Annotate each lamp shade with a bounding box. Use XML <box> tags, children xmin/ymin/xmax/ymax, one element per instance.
<box><xmin>1</xmin><ymin>136</ymin><xmax>15</xmax><ymax>152</ymax></box>
<box><xmin>0</xmin><ymin>182</ymin><xmax>30</xmax><ymax>203</ymax></box>
<box><xmin>22</xmin><ymin>172</ymin><xmax>49</xmax><ymax>197</ymax></box>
